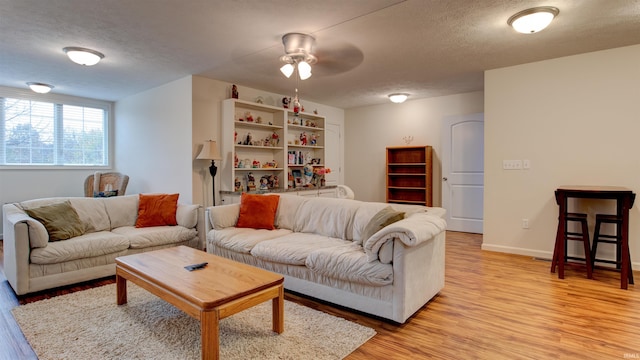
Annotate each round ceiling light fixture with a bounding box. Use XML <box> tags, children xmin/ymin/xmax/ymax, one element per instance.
<box><xmin>388</xmin><ymin>93</ymin><xmax>409</xmax><ymax>104</ymax></box>
<box><xmin>508</xmin><ymin>7</ymin><xmax>559</xmax><ymax>34</ymax></box>
<box><xmin>63</xmin><ymin>47</ymin><xmax>105</xmax><ymax>66</ymax></box>
<box><xmin>26</xmin><ymin>82</ymin><xmax>54</xmax><ymax>94</ymax></box>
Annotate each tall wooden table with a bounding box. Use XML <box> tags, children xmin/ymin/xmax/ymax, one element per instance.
<box><xmin>115</xmin><ymin>246</ymin><xmax>284</xmax><ymax>360</ymax></box>
<box><xmin>552</xmin><ymin>186</ymin><xmax>636</xmax><ymax>289</ymax></box>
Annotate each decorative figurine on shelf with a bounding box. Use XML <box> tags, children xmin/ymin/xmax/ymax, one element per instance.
<box><xmin>299</xmin><ymin>132</ymin><xmax>307</xmax><ymax>146</ymax></box>
<box><xmin>256</xmin><ymin>116</ymin><xmax>262</xmax><ymax>124</ymax></box>
<box><xmin>252</xmin><ymin>159</ymin><xmax>260</xmax><ymax>168</ymax></box>
<box><xmin>243</xmin><ymin>132</ymin><xmax>253</xmax><ymax>146</ymax></box>
<box><xmin>282</xmin><ymin>97</ymin><xmax>290</xmax><ymax>109</ymax></box>
<box><xmin>313</xmin><ymin>109</ymin><xmax>318</xmax><ymax>114</ymax></box>
<box><xmin>238</xmin><ymin>159</ymin><xmax>245</xmax><ymax>168</ymax></box>
<box><xmin>274</xmin><ymin>175</ymin><xmax>279</xmax><ymax>188</ymax></box>
<box><xmin>234</xmin><ymin>130</ymin><xmax>237</xmax><ymax>143</ymax></box>
<box><xmin>303</xmin><ymin>163</ymin><xmax>314</xmax><ymax>186</ymax></box>
<box><xmin>234</xmin><ymin>154</ymin><xmax>239</xmax><ymax>168</ymax></box>
<box><xmin>245</xmin><ymin>112</ymin><xmax>254</xmax><ymax>122</ymax></box>
<box><xmin>293</xmin><ymin>88</ymin><xmax>301</xmax><ymax>115</ymax></box>
<box><xmin>310</xmin><ymin>133</ymin><xmax>318</xmax><ymax>146</ymax></box>
<box><xmin>246</xmin><ymin>172</ymin><xmax>256</xmax><ymax>191</ymax></box>
<box><xmin>234</xmin><ymin>177</ymin><xmax>242</xmax><ymax>191</ymax></box>
<box><xmin>259</xmin><ymin>177</ymin><xmax>269</xmax><ymax>190</ymax></box>
<box><xmin>255</xmin><ymin>96</ymin><xmax>264</xmax><ymax>104</ymax></box>
<box><xmin>271</xmin><ymin>131</ymin><xmax>280</xmax><ymax>146</ymax></box>
<box><xmin>232</xmin><ymin>84</ymin><xmax>238</xmax><ymax>99</ymax></box>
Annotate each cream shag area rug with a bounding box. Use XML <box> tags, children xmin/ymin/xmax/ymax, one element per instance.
<box><xmin>12</xmin><ymin>283</ymin><xmax>375</xmax><ymax>360</ymax></box>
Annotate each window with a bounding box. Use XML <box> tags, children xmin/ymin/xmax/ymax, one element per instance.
<box><xmin>0</xmin><ymin>88</ymin><xmax>111</xmax><ymax>167</ymax></box>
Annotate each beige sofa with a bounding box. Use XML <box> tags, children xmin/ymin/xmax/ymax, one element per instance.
<box><xmin>205</xmin><ymin>195</ymin><xmax>447</xmax><ymax>323</ymax></box>
<box><xmin>2</xmin><ymin>195</ymin><xmax>200</xmax><ymax>295</ymax></box>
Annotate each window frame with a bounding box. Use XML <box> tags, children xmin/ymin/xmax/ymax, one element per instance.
<box><xmin>0</xmin><ymin>86</ymin><xmax>113</xmax><ymax>170</ymax></box>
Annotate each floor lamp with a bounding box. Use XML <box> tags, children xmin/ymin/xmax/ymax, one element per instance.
<box><xmin>197</xmin><ymin>140</ymin><xmax>222</xmax><ymax>206</ymax></box>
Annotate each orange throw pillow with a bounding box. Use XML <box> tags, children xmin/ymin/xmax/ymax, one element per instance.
<box><xmin>135</xmin><ymin>193</ymin><xmax>179</xmax><ymax>228</ymax></box>
<box><xmin>236</xmin><ymin>193</ymin><xmax>280</xmax><ymax>230</ymax></box>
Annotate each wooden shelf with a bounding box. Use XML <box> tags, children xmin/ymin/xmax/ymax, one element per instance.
<box><xmin>386</xmin><ymin>146</ymin><xmax>432</xmax><ymax>206</ymax></box>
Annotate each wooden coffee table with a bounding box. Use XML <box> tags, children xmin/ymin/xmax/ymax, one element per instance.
<box><xmin>115</xmin><ymin>246</ymin><xmax>284</xmax><ymax>360</ymax></box>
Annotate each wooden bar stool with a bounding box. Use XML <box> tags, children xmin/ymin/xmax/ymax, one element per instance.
<box><xmin>551</xmin><ymin>212</ymin><xmax>593</xmax><ymax>279</ymax></box>
<box><xmin>591</xmin><ymin>214</ymin><xmax>634</xmax><ymax>284</ymax></box>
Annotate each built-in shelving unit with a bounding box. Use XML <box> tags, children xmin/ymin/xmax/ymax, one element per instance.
<box><xmin>221</xmin><ymin>98</ymin><xmax>325</xmax><ymax>192</ymax></box>
<box><xmin>386</xmin><ymin>146</ymin><xmax>432</xmax><ymax>206</ymax></box>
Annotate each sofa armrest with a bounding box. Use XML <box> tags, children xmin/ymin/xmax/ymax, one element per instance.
<box><xmin>2</xmin><ymin>204</ymin><xmax>33</xmax><ymax>295</ymax></box>
<box><xmin>363</xmin><ymin>213</ymin><xmax>447</xmax><ymax>262</ymax></box>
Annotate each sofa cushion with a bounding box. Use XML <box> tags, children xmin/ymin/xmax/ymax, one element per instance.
<box><xmin>103</xmin><ymin>195</ymin><xmax>139</xmax><ymax>228</ymax></box>
<box><xmin>30</xmin><ymin>231</ymin><xmax>129</xmax><ymax>265</ymax></box>
<box><xmin>210</xmin><ymin>228</ymin><xmax>292</xmax><ymax>254</ymax></box>
<box><xmin>360</xmin><ymin>206</ymin><xmax>405</xmax><ymax>244</ymax></box>
<box><xmin>112</xmin><ymin>226</ymin><xmax>197</xmax><ymax>249</ymax></box>
<box><xmin>250</xmin><ymin>233</ymin><xmax>351</xmax><ymax>265</ymax></box>
<box><xmin>293</xmin><ymin>197</ymin><xmax>361</xmax><ymax>239</ymax></box>
<box><xmin>176</xmin><ymin>204</ymin><xmax>199</xmax><ymax>229</ymax></box>
<box><xmin>236</xmin><ymin>193</ymin><xmax>280</xmax><ymax>230</ymax></box>
<box><xmin>305</xmin><ymin>245</ymin><xmax>393</xmax><ymax>286</ymax></box>
<box><xmin>68</xmin><ymin>198</ymin><xmax>111</xmax><ymax>233</ymax></box>
<box><xmin>135</xmin><ymin>193</ymin><xmax>179</xmax><ymax>228</ymax></box>
<box><xmin>274</xmin><ymin>194</ymin><xmax>308</xmax><ymax>230</ymax></box>
<box><xmin>24</xmin><ymin>201</ymin><xmax>86</xmax><ymax>242</ymax></box>
<box><xmin>209</xmin><ymin>204</ymin><xmax>240</xmax><ymax>230</ymax></box>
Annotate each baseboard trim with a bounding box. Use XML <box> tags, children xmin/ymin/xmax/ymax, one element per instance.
<box><xmin>481</xmin><ymin>243</ymin><xmax>640</xmax><ymax>269</ymax></box>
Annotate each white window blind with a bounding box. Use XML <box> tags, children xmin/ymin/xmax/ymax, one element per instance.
<box><xmin>0</xmin><ymin>89</ymin><xmax>111</xmax><ymax>167</ymax></box>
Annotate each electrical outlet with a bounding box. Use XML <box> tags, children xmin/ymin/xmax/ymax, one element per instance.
<box><xmin>523</xmin><ymin>159</ymin><xmax>530</xmax><ymax>169</ymax></box>
<box><xmin>503</xmin><ymin>160</ymin><xmax>523</xmax><ymax>170</ymax></box>
<box><xmin>522</xmin><ymin>219</ymin><xmax>529</xmax><ymax>229</ymax></box>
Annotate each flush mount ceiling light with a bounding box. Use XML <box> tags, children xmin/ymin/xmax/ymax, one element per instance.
<box><xmin>508</xmin><ymin>6</ymin><xmax>559</xmax><ymax>34</ymax></box>
<box><xmin>279</xmin><ymin>33</ymin><xmax>317</xmax><ymax>81</ymax></box>
<box><xmin>26</xmin><ymin>82</ymin><xmax>54</xmax><ymax>94</ymax></box>
<box><xmin>63</xmin><ymin>47</ymin><xmax>105</xmax><ymax>66</ymax></box>
<box><xmin>388</xmin><ymin>93</ymin><xmax>409</xmax><ymax>103</ymax></box>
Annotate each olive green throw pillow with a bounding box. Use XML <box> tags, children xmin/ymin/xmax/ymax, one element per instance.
<box><xmin>24</xmin><ymin>201</ymin><xmax>85</xmax><ymax>242</ymax></box>
<box><xmin>361</xmin><ymin>206</ymin><xmax>405</xmax><ymax>243</ymax></box>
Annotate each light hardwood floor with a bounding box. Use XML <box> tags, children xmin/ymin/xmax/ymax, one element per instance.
<box><xmin>2</xmin><ymin>232</ymin><xmax>640</xmax><ymax>359</ymax></box>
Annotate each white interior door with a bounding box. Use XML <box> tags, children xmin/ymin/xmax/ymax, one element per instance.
<box><xmin>442</xmin><ymin>113</ymin><xmax>484</xmax><ymax>233</ymax></box>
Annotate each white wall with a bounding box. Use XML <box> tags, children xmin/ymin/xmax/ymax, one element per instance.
<box><xmin>484</xmin><ymin>44</ymin><xmax>640</xmax><ymax>265</ymax></box>
<box><xmin>115</xmin><ymin>76</ymin><xmax>194</xmax><ymax>203</ymax></box>
<box><xmin>344</xmin><ymin>91</ymin><xmax>484</xmax><ymax>204</ymax></box>
<box><xmin>191</xmin><ymin>76</ymin><xmax>345</xmax><ymax>207</ymax></box>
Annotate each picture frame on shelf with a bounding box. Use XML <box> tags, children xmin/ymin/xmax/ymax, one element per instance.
<box><xmin>291</xmin><ymin>169</ymin><xmax>302</xmax><ymax>188</ymax></box>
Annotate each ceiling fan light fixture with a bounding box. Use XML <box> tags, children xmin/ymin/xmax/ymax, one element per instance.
<box><xmin>27</xmin><ymin>82</ymin><xmax>54</xmax><ymax>94</ymax></box>
<box><xmin>388</xmin><ymin>93</ymin><xmax>409</xmax><ymax>103</ymax></box>
<box><xmin>280</xmin><ymin>63</ymin><xmax>295</xmax><ymax>78</ymax></box>
<box><xmin>63</xmin><ymin>46</ymin><xmax>105</xmax><ymax>66</ymax></box>
<box><xmin>279</xmin><ymin>33</ymin><xmax>317</xmax><ymax>80</ymax></box>
<box><xmin>508</xmin><ymin>7</ymin><xmax>559</xmax><ymax>34</ymax></box>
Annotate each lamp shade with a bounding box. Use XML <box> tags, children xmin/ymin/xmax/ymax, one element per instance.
<box><xmin>280</xmin><ymin>63</ymin><xmax>294</xmax><ymax>78</ymax></box>
<box><xmin>197</xmin><ymin>140</ymin><xmax>222</xmax><ymax>160</ymax></box>
<box><xmin>297</xmin><ymin>61</ymin><xmax>312</xmax><ymax>80</ymax></box>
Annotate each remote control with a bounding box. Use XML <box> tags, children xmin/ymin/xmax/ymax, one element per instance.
<box><xmin>184</xmin><ymin>262</ymin><xmax>208</xmax><ymax>271</ymax></box>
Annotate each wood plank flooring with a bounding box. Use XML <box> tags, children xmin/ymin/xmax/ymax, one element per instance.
<box><xmin>1</xmin><ymin>232</ymin><xmax>640</xmax><ymax>359</ymax></box>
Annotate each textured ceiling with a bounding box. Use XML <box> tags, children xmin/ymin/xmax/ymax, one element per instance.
<box><xmin>1</xmin><ymin>0</ymin><xmax>639</xmax><ymax>109</ymax></box>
